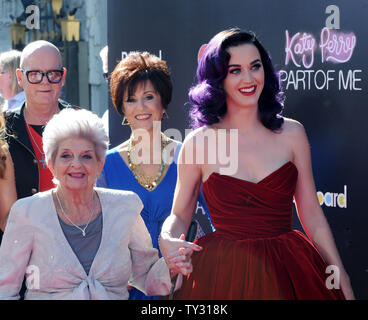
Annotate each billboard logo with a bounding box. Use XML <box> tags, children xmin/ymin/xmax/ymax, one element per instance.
<box><xmin>285</xmin><ymin>28</ymin><xmax>356</xmax><ymax>69</ymax></box>
<box><xmin>285</xmin><ymin>31</ymin><xmax>316</xmax><ymax>69</ymax></box>
<box><xmin>317</xmin><ymin>185</ymin><xmax>347</xmax><ymax>208</ymax></box>
<box><xmin>320</xmin><ymin>27</ymin><xmax>356</xmax><ymax>64</ymax></box>
<box><xmin>280</xmin><ymin>28</ymin><xmax>361</xmax><ymax>91</ymax></box>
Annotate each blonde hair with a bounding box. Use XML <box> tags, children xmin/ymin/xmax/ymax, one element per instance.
<box><xmin>0</xmin><ymin>115</ymin><xmax>8</xmax><ymax>179</ymax></box>
<box><xmin>0</xmin><ymin>50</ymin><xmax>22</xmax><ymax>96</ymax></box>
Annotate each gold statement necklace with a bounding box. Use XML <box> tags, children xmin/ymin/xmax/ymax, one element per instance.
<box><xmin>127</xmin><ymin>132</ymin><xmax>169</xmax><ymax>191</ymax></box>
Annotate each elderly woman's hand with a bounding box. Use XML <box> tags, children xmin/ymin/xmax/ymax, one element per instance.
<box><xmin>161</xmin><ymin>234</ymin><xmax>202</xmax><ymax>277</ymax></box>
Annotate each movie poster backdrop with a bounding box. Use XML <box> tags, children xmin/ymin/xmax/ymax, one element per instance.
<box><xmin>107</xmin><ymin>0</ymin><xmax>368</xmax><ymax>298</ymax></box>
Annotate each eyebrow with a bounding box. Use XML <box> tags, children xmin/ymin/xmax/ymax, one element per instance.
<box><xmin>60</xmin><ymin>149</ymin><xmax>94</xmax><ymax>153</ymax></box>
<box><xmin>128</xmin><ymin>90</ymin><xmax>156</xmax><ymax>97</ymax></box>
<box><xmin>228</xmin><ymin>58</ymin><xmax>262</xmax><ymax>68</ymax></box>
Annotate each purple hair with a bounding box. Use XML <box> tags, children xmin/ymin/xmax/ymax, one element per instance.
<box><xmin>189</xmin><ymin>28</ymin><xmax>285</xmax><ymax>131</ymax></box>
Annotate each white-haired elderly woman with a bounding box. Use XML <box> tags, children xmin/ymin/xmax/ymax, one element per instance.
<box><xmin>0</xmin><ymin>108</ymin><xmax>192</xmax><ymax>300</ymax></box>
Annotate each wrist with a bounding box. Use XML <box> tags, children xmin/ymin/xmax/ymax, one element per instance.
<box><xmin>158</xmin><ymin>231</ymin><xmax>172</xmax><ymax>254</ymax></box>
<box><xmin>160</xmin><ymin>230</ymin><xmax>173</xmax><ymax>240</ymax></box>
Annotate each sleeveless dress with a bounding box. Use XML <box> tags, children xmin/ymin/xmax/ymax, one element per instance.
<box><xmin>99</xmin><ymin>143</ymin><xmax>212</xmax><ymax>300</ymax></box>
<box><xmin>174</xmin><ymin>161</ymin><xmax>345</xmax><ymax>300</ymax></box>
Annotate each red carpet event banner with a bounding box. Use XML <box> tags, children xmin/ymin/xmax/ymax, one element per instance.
<box><xmin>107</xmin><ymin>0</ymin><xmax>368</xmax><ymax>299</ymax></box>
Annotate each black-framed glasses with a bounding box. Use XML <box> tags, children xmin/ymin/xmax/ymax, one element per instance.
<box><xmin>20</xmin><ymin>68</ymin><xmax>64</xmax><ymax>84</ymax></box>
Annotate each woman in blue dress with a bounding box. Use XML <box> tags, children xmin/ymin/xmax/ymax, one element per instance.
<box><xmin>97</xmin><ymin>51</ymin><xmax>211</xmax><ymax>300</ymax></box>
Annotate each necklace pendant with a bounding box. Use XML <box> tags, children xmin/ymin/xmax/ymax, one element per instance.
<box><xmin>40</xmin><ymin>153</ymin><xmax>47</xmax><ymax>170</ymax></box>
<box><xmin>82</xmin><ymin>230</ymin><xmax>86</xmax><ymax>237</ymax></box>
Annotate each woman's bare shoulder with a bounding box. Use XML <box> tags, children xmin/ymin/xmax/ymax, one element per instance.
<box><xmin>280</xmin><ymin>117</ymin><xmax>307</xmax><ymax>141</ymax></box>
<box><xmin>282</xmin><ymin>117</ymin><xmax>305</xmax><ymax>132</ymax></box>
<box><xmin>280</xmin><ymin>117</ymin><xmax>311</xmax><ymax>161</ymax></box>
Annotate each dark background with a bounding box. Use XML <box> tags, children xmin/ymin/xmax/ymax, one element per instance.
<box><xmin>107</xmin><ymin>0</ymin><xmax>368</xmax><ymax>299</ymax></box>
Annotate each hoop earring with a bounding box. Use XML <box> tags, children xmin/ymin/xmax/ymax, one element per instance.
<box><xmin>121</xmin><ymin>116</ymin><xmax>129</xmax><ymax>126</ymax></box>
<box><xmin>162</xmin><ymin>111</ymin><xmax>169</xmax><ymax>120</ymax></box>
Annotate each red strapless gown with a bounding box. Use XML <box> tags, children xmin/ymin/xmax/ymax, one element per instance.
<box><xmin>174</xmin><ymin>161</ymin><xmax>345</xmax><ymax>300</ymax></box>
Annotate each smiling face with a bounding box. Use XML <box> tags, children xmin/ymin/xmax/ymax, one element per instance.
<box><xmin>49</xmin><ymin>138</ymin><xmax>103</xmax><ymax>192</ymax></box>
<box><xmin>223</xmin><ymin>43</ymin><xmax>265</xmax><ymax>110</ymax></box>
<box><xmin>16</xmin><ymin>45</ymin><xmax>66</xmax><ymax>108</ymax></box>
<box><xmin>123</xmin><ymin>80</ymin><xmax>164</xmax><ymax>133</ymax></box>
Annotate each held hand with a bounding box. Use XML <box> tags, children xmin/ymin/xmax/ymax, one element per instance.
<box><xmin>160</xmin><ymin>233</ymin><xmax>202</xmax><ymax>276</ymax></box>
<box><xmin>159</xmin><ymin>232</ymin><xmax>202</xmax><ymax>259</ymax></box>
<box><xmin>166</xmin><ymin>247</ymin><xmax>192</xmax><ymax>276</ymax></box>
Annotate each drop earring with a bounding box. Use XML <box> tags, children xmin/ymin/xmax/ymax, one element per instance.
<box><xmin>162</xmin><ymin>111</ymin><xmax>169</xmax><ymax>120</ymax></box>
<box><xmin>121</xmin><ymin>116</ymin><xmax>129</xmax><ymax>126</ymax></box>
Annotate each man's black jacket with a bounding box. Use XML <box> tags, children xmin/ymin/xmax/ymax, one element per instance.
<box><xmin>4</xmin><ymin>100</ymin><xmax>73</xmax><ymax>200</ymax></box>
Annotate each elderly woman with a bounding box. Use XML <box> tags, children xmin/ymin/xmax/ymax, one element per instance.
<box><xmin>0</xmin><ymin>50</ymin><xmax>25</xmax><ymax>111</ymax></box>
<box><xmin>0</xmin><ymin>114</ymin><xmax>17</xmax><ymax>233</ymax></box>
<box><xmin>0</xmin><ymin>108</ymin><xmax>191</xmax><ymax>300</ymax></box>
<box><xmin>98</xmin><ymin>51</ymin><xmax>210</xmax><ymax>300</ymax></box>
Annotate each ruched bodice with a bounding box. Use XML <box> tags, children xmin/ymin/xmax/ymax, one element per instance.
<box><xmin>203</xmin><ymin>161</ymin><xmax>297</xmax><ymax>239</ymax></box>
<box><xmin>174</xmin><ymin>162</ymin><xmax>345</xmax><ymax>300</ymax></box>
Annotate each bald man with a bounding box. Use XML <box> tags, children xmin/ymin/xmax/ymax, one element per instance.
<box><xmin>4</xmin><ymin>40</ymin><xmax>73</xmax><ymax>202</ymax></box>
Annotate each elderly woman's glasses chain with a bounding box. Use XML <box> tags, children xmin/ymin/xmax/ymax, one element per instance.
<box><xmin>54</xmin><ymin>190</ymin><xmax>95</xmax><ymax>237</ymax></box>
<box><xmin>127</xmin><ymin>132</ymin><xmax>169</xmax><ymax>191</ymax></box>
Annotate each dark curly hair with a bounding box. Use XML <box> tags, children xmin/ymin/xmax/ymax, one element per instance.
<box><xmin>189</xmin><ymin>28</ymin><xmax>284</xmax><ymax>131</ymax></box>
<box><xmin>110</xmin><ymin>51</ymin><xmax>172</xmax><ymax>115</ymax></box>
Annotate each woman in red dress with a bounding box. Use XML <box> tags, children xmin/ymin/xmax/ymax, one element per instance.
<box><xmin>159</xmin><ymin>28</ymin><xmax>354</xmax><ymax>299</ymax></box>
